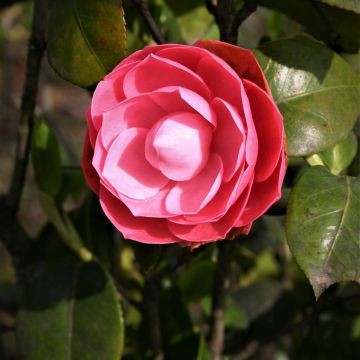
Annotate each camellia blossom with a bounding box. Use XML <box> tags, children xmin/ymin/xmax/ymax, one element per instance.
<box><xmin>81</xmin><ymin>40</ymin><xmax>286</xmax><ymax>247</ymax></box>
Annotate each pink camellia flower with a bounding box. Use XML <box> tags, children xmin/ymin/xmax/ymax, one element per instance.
<box><xmin>81</xmin><ymin>40</ymin><xmax>286</xmax><ymax>247</ymax></box>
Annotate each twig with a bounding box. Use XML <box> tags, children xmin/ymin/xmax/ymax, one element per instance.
<box><xmin>230</xmin><ymin>0</ymin><xmax>258</xmax><ymax>41</ymax></box>
<box><xmin>131</xmin><ymin>0</ymin><xmax>165</xmax><ymax>44</ymax></box>
<box><xmin>6</xmin><ymin>0</ymin><xmax>47</xmax><ymax>213</ymax></box>
<box><xmin>115</xmin><ymin>281</ymin><xmax>143</xmax><ymax>312</ymax></box>
<box><xmin>143</xmin><ymin>274</ymin><xmax>164</xmax><ymax>360</ymax></box>
<box><xmin>208</xmin><ymin>240</ymin><xmax>236</xmax><ymax>360</ymax></box>
<box><xmin>207</xmin><ymin>0</ymin><xmax>258</xmax><ymax>43</ymax></box>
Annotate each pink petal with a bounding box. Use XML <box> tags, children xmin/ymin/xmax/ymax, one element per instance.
<box><xmin>117</xmin><ymin>183</ymin><xmax>174</xmax><ymax>218</ymax></box>
<box><xmin>211</xmin><ymin>98</ymin><xmax>245</xmax><ymax>181</ymax></box>
<box><xmin>243</xmin><ymin>79</ymin><xmax>284</xmax><ymax>182</ymax></box>
<box><xmin>123</xmin><ymin>54</ymin><xmax>211</xmax><ymax>100</ymax></box>
<box><xmin>145</xmin><ymin>112</ymin><xmax>213</xmax><ymax>181</ymax></box>
<box><xmin>156</xmin><ymin>46</ymin><xmax>209</xmax><ymax>72</ymax></box>
<box><xmin>237</xmin><ymin>153</ymin><xmax>286</xmax><ymax>226</ymax></box>
<box><xmin>150</xmin><ymin>87</ymin><xmax>217</xmax><ymax>126</ymax></box>
<box><xmin>100</xmin><ymin>94</ymin><xmax>167</xmax><ymax>149</ymax></box>
<box><xmin>167</xmin><ymin>182</ymin><xmax>253</xmax><ymax>242</ymax></box>
<box><xmin>86</xmin><ymin>108</ymin><xmax>97</xmax><ymax>148</ymax></box>
<box><xmin>194</xmin><ymin>40</ymin><xmax>271</xmax><ymax>95</ymax></box>
<box><xmin>115</xmin><ymin>44</ymin><xmax>184</xmax><ymax>69</ymax></box>
<box><xmin>102</xmin><ymin>128</ymin><xmax>168</xmax><ymax>200</ymax></box>
<box><xmin>195</xmin><ymin>51</ymin><xmax>244</xmax><ymax>107</ymax></box>
<box><xmin>165</xmin><ymin>153</ymin><xmax>223</xmax><ymax>215</ymax></box>
<box><xmin>81</xmin><ymin>131</ymin><xmax>100</xmax><ymax>195</ymax></box>
<box><xmin>91</xmin><ymin>62</ymin><xmax>136</xmax><ymax>131</ymax></box>
<box><xmin>100</xmin><ymin>187</ymin><xmax>177</xmax><ymax>244</ymax></box>
<box><xmin>92</xmin><ymin>131</ymin><xmax>107</xmax><ymax>175</ymax></box>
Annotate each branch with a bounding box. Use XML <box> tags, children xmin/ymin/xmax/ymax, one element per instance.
<box><xmin>143</xmin><ymin>274</ymin><xmax>164</xmax><ymax>360</ymax></box>
<box><xmin>207</xmin><ymin>0</ymin><xmax>258</xmax><ymax>44</ymax></box>
<box><xmin>115</xmin><ymin>281</ymin><xmax>143</xmax><ymax>312</ymax></box>
<box><xmin>208</xmin><ymin>240</ymin><xmax>236</xmax><ymax>359</ymax></box>
<box><xmin>131</xmin><ymin>0</ymin><xmax>166</xmax><ymax>44</ymax></box>
<box><xmin>230</xmin><ymin>0</ymin><xmax>258</xmax><ymax>41</ymax></box>
<box><xmin>6</xmin><ymin>0</ymin><xmax>47</xmax><ymax>213</ymax></box>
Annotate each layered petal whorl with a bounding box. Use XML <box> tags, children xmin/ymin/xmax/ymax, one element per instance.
<box><xmin>82</xmin><ymin>40</ymin><xmax>286</xmax><ymax>246</ymax></box>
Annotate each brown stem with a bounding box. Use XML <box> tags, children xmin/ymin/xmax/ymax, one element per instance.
<box><xmin>131</xmin><ymin>0</ymin><xmax>166</xmax><ymax>44</ymax></box>
<box><xmin>207</xmin><ymin>0</ymin><xmax>258</xmax><ymax>44</ymax></box>
<box><xmin>208</xmin><ymin>240</ymin><xmax>236</xmax><ymax>360</ymax></box>
<box><xmin>6</xmin><ymin>0</ymin><xmax>47</xmax><ymax>214</ymax></box>
<box><xmin>143</xmin><ymin>274</ymin><xmax>164</xmax><ymax>360</ymax></box>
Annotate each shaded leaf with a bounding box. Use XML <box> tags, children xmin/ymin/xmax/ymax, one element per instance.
<box><xmin>254</xmin><ymin>35</ymin><xmax>360</xmax><ymax>156</ymax></box>
<box><xmin>179</xmin><ymin>260</ymin><xmax>215</xmax><ymax>303</ymax></box>
<box><xmin>316</xmin><ymin>0</ymin><xmax>360</xmax><ymax>14</ymax></box>
<box><xmin>17</xmin><ymin>261</ymin><xmax>124</xmax><ymax>360</ymax></box>
<box><xmin>47</xmin><ymin>0</ymin><xmax>126</xmax><ymax>88</ymax></box>
<box><xmin>31</xmin><ymin>118</ymin><xmax>62</xmax><ymax>197</ymax></box>
<box><xmin>38</xmin><ymin>191</ymin><xmax>92</xmax><ymax>262</ymax></box>
<box><xmin>259</xmin><ymin>0</ymin><xmax>360</xmax><ymax>52</ymax></box>
<box><xmin>286</xmin><ymin>166</ymin><xmax>360</xmax><ymax>298</ymax></box>
<box><xmin>197</xmin><ymin>335</ymin><xmax>211</xmax><ymax>360</ymax></box>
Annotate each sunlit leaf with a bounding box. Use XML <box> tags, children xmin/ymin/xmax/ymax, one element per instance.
<box><xmin>286</xmin><ymin>166</ymin><xmax>360</xmax><ymax>298</ymax></box>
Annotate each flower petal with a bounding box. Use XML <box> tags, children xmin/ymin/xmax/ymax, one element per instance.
<box><xmin>165</xmin><ymin>153</ymin><xmax>223</xmax><ymax>215</ymax></box>
<box><xmin>102</xmin><ymin>128</ymin><xmax>168</xmax><ymax>200</ymax></box>
<box><xmin>195</xmin><ymin>39</ymin><xmax>271</xmax><ymax>95</ymax></box>
<box><xmin>145</xmin><ymin>112</ymin><xmax>213</xmax><ymax>181</ymax></box>
<box><xmin>237</xmin><ymin>153</ymin><xmax>286</xmax><ymax>226</ymax></box>
<box><xmin>243</xmin><ymin>79</ymin><xmax>284</xmax><ymax>182</ymax></box>
<box><xmin>100</xmin><ymin>187</ymin><xmax>177</xmax><ymax>244</ymax></box>
<box><xmin>123</xmin><ymin>54</ymin><xmax>211</xmax><ymax>100</ymax></box>
<box><xmin>91</xmin><ymin>62</ymin><xmax>136</xmax><ymax>131</ymax></box>
<box><xmin>211</xmin><ymin>98</ymin><xmax>246</xmax><ymax>181</ymax></box>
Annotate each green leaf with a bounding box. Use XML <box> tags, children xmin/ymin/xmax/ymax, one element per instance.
<box><xmin>38</xmin><ymin>191</ymin><xmax>92</xmax><ymax>262</ymax></box>
<box><xmin>286</xmin><ymin>166</ymin><xmax>360</xmax><ymax>298</ymax></box>
<box><xmin>196</xmin><ymin>335</ymin><xmax>211</xmax><ymax>360</ymax></box>
<box><xmin>320</xmin><ymin>132</ymin><xmax>358</xmax><ymax>175</ymax></box>
<box><xmin>315</xmin><ymin>0</ymin><xmax>360</xmax><ymax>14</ymax></box>
<box><xmin>17</xmin><ymin>260</ymin><xmax>124</xmax><ymax>360</ymax></box>
<box><xmin>259</xmin><ymin>0</ymin><xmax>360</xmax><ymax>53</ymax></box>
<box><xmin>179</xmin><ymin>260</ymin><xmax>215</xmax><ymax>303</ymax></box>
<box><xmin>254</xmin><ymin>35</ymin><xmax>360</xmax><ymax>156</ymax></box>
<box><xmin>47</xmin><ymin>0</ymin><xmax>126</xmax><ymax>88</ymax></box>
<box><xmin>31</xmin><ymin>118</ymin><xmax>62</xmax><ymax>197</ymax></box>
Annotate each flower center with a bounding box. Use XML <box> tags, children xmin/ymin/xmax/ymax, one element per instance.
<box><xmin>145</xmin><ymin>112</ymin><xmax>212</xmax><ymax>181</ymax></box>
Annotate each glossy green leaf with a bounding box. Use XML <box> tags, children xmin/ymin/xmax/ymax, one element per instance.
<box><xmin>17</xmin><ymin>261</ymin><xmax>124</xmax><ymax>360</ymax></box>
<box><xmin>47</xmin><ymin>0</ymin><xmax>126</xmax><ymax>88</ymax></box>
<box><xmin>254</xmin><ymin>35</ymin><xmax>360</xmax><ymax>156</ymax></box>
<box><xmin>38</xmin><ymin>191</ymin><xmax>92</xmax><ymax>262</ymax></box>
<box><xmin>320</xmin><ymin>132</ymin><xmax>358</xmax><ymax>175</ymax></box>
<box><xmin>31</xmin><ymin>118</ymin><xmax>62</xmax><ymax>197</ymax></box>
<box><xmin>286</xmin><ymin>166</ymin><xmax>360</xmax><ymax>298</ymax></box>
<box><xmin>259</xmin><ymin>0</ymin><xmax>360</xmax><ymax>52</ymax></box>
<box><xmin>316</xmin><ymin>0</ymin><xmax>360</xmax><ymax>14</ymax></box>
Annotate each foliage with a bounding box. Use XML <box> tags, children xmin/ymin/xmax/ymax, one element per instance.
<box><xmin>0</xmin><ymin>0</ymin><xmax>359</xmax><ymax>359</ymax></box>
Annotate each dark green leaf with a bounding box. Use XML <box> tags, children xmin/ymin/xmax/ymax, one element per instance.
<box><xmin>254</xmin><ymin>35</ymin><xmax>360</xmax><ymax>156</ymax></box>
<box><xmin>17</xmin><ymin>261</ymin><xmax>124</xmax><ymax>360</ymax></box>
<box><xmin>286</xmin><ymin>166</ymin><xmax>360</xmax><ymax>298</ymax></box>
<box><xmin>179</xmin><ymin>260</ymin><xmax>215</xmax><ymax>303</ymax></box>
<box><xmin>31</xmin><ymin>118</ymin><xmax>62</xmax><ymax>197</ymax></box>
<box><xmin>38</xmin><ymin>191</ymin><xmax>92</xmax><ymax>261</ymax></box>
<box><xmin>259</xmin><ymin>0</ymin><xmax>360</xmax><ymax>53</ymax></box>
<box><xmin>47</xmin><ymin>0</ymin><xmax>126</xmax><ymax>88</ymax></box>
<box><xmin>315</xmin><ymin>0</ymin><xmax>360</xmax><ymax>14</ymax></box>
